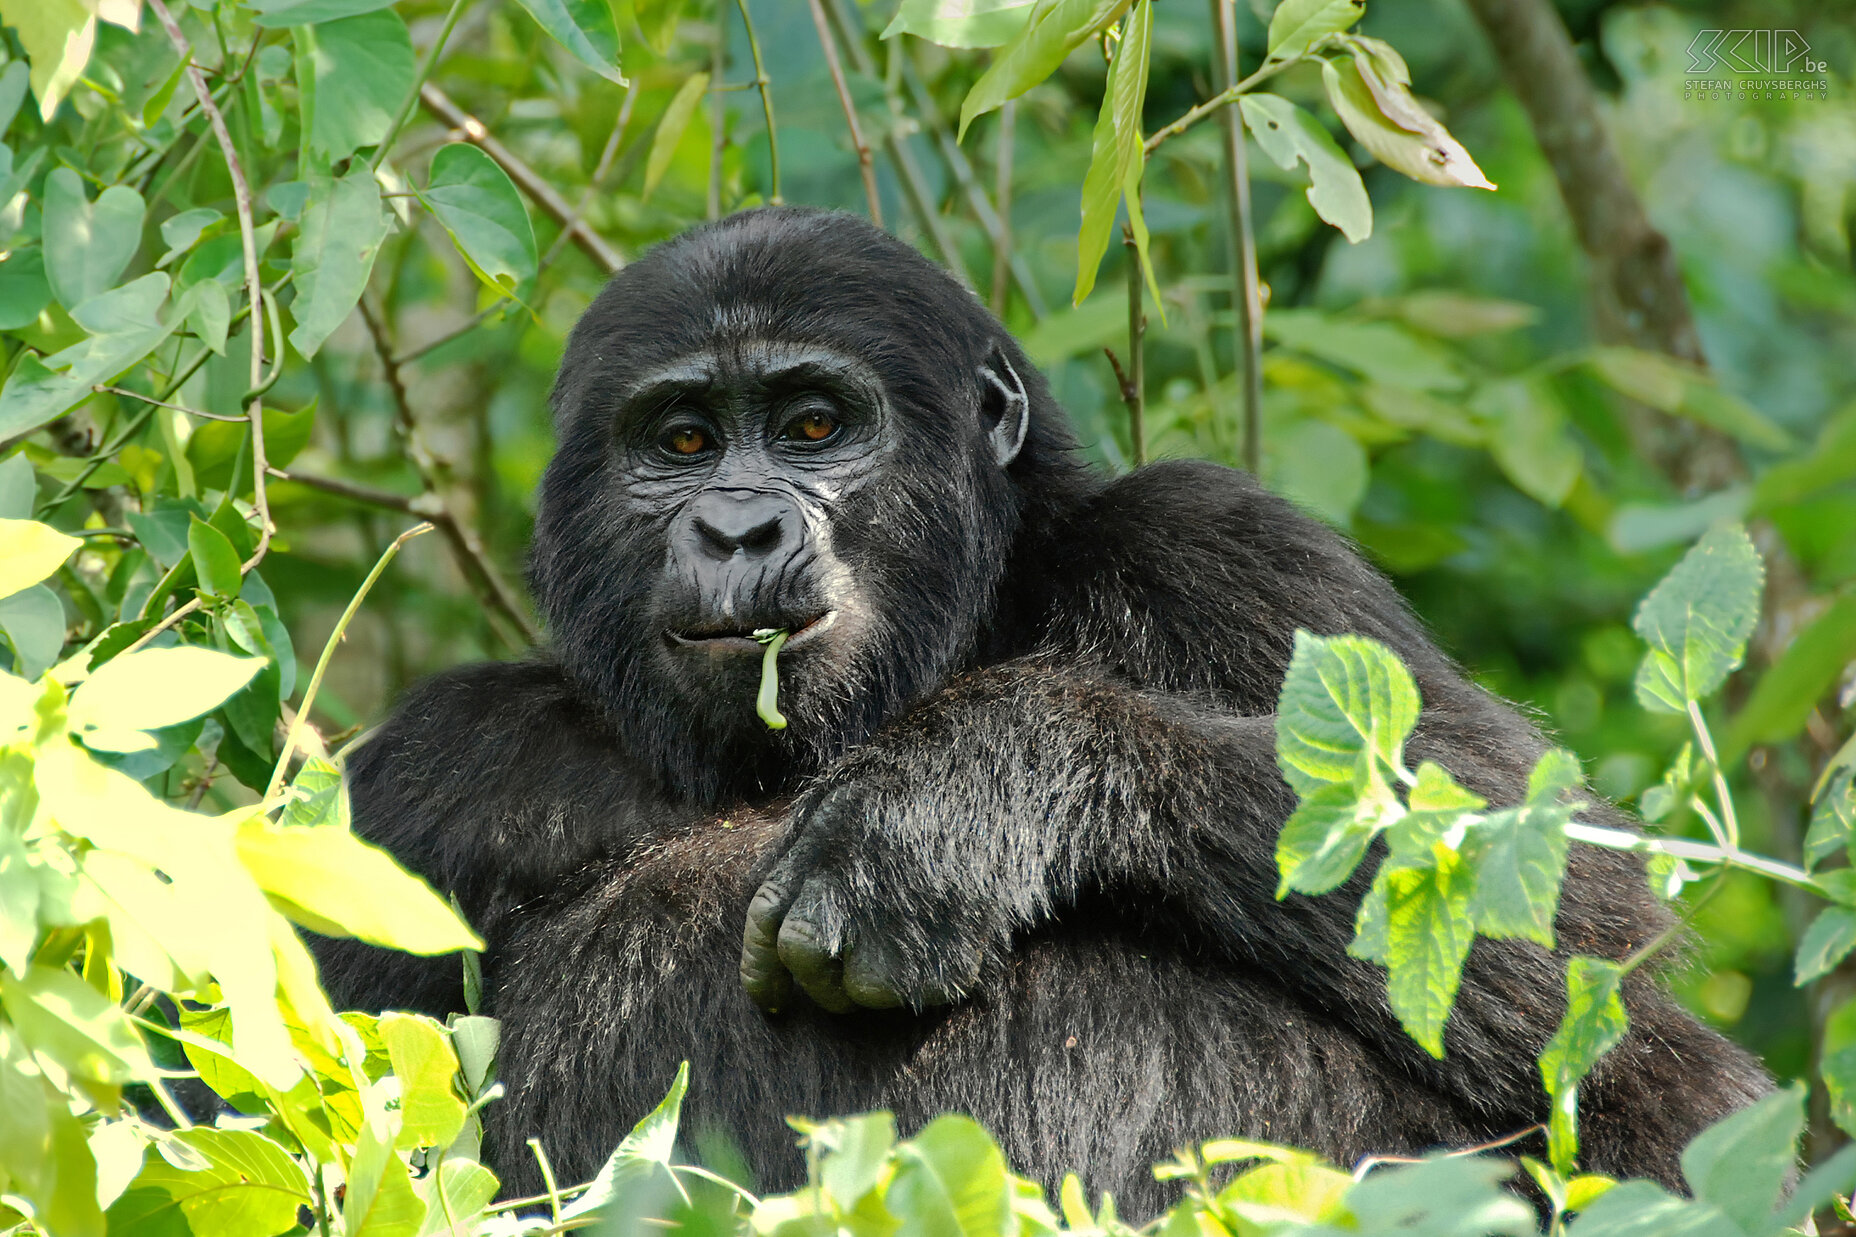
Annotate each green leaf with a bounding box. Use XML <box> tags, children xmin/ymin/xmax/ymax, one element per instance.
<box><xmin>234</xmin><ymin>816</ymin><xmax>484</xmax><ymax>953</ymax></box>
<box><xmin>1238</xmin><ymin>94</ymin><xmax>1371</xmax><ymax>243</ymax></box>
<box><xmin>43</xmin><ymin>167</ymin><xmax>145</xmax><ymax>310</ymax></box>
<box><xmin>1072</xmin><ymin>0</ymin><xmax>1151</xmax><ymax>305</ymax></box>
<box><xmin>1265</xmin><ymin>0</ymin><xmax>1363</xmax><ymax>64</ymax></box>
<box><xmin>282</xmin><ymin>756</ymin><xmax>350</xmax><ymax>829</ymax></box>
<box><xmin>422</xmin><ymin>144</ymin><xmax>538</xmax><ymax>300</ymax></box>
<box><xmin>1320</xmin><ymin>53</ymin><xmax>1494</xmax><ymax>190</ymax></box>
<box><xmin>381</xmin><ymin>1013</ymin><xmax>468</xmax><ymax>1150</ymax></box>
<box><xmin>1804</xmin><ymin>767</ymin><xmax>1856</xmax><ymax>871</ymax></box>
<box><xmin>1275</xmin><ymin>782</ymin><xmax>1393</xmax><ymax>896</ymax></box>
<box><xmin>1367</xmin><ymin>846</ymin><xmax>1474</xmax><ymax>1058</ymax></box>
<box><xmin>188</xmin><ymin>516</ymin><xmax>243</xmax><ymax>600</ymax></box>
<box><xmin>415</xmin><ymin>1159</ymin><xmax>499</xmax><ymax>1236</ymax></box>
<box><xmin>1219</xmin><ymin>1160</ymin><xmax>1353</xmax><ymax>1226</ymax></box>
<box><xmin>249</xmin><ymin>0</ymin><xmax>397</xmax><ymax>24</ymax></box>
<box><xmin>0</xmin><ymin>964</ymin><xmax>157</xmax><ymax>1085</ymax></box>
<box><xmin>957</xmin><ymin>0</ymin><xmax>1131</xmax><ymax>140</ymax></box>
<box><xmin>563</xmin><ymin>1061</ymin><xmax>690</xmax><ymax>1218</ymax></box>
<box><xmin>888</xmin><ymin>1115</ymin><xmax>1014</xmax><ymax>1237</ymax></box>
<box><xmin>295</xmin><ymin>11</ymin><xmax>415</xmax><ymax>164</ymax></box>
<box><xmin>816</xmin><ymin>1112</ymin><xmax>898</xmax><ymax>1208</ymax></box>
<box><xmin>1538</xmin><ymin>956</ymin><xmax>1627</xmax><ymax>1174</ymax></box>
<box><xmin>1821</xmin><ymin>998</ymin><xmax>1856</xmax><ymax>1136</ymax></box>
<box><xmin>1263</xmin><ymin>308</ymin><xmax>1463</xmax><ymax>391</ymax></box>
<box><xmin>0</xmin><ymin>1031</ymin><xmax>104</xmax><ymax>1237</ymax></box>
<box><xmin>0</xmin><ymin>517</ymin><xmax>80</xmax><ymax>601</ymax></box>
<box><xmin>68</xmin><ymin>646</ymin><xmax>263</xmax><ymax>739</ymax></box>
<box><xmin>509</xmin><ymin>0</ymin><xmax>626</xmax><ymax>83</ymax></box>
<box><xmin>0</xmin><ymin>0</ymin><xmax>95</xmax><ymax>120</ymax></box>
<box><xmin>1472</xmin><ymin>377</ymin><xmax>1582</xmax><ymax>508</ymax></box>
<box><xmin>289</xmin><ymin>167</ymin><xmax>391</xmax><ymax>359</ymax></box>
<box><xmin>1795</xmin><ymin>907</ymin><xmax>1856</xmax><ymax>986</ymax></box>
<box><xmin>1630</xmin><ymin>524</ymin><xmax>1763</xmax><ymax>713</ymax></box>
<box><xmin>0</xmin><ymin>273</ymin><xmax>185</xmax><ymax>440</ymax></box>
<box><xmin>1462</xmin><ymin>750</ymin><xmax>1580</xmax><ymax>948</ymax></box>
<box><xmin>0</xmin><ymin>247</ymin><xmax>53</xmax><ymax>330</ymax></box>
<box><xmin>0</xmin><ymin>828</ymin><xmax>36</xmax><ymax>977</ymax></box>
<box><xmin>1678</xmin><ymin>1084</ymin><xmax>1804</xmax><ymax>1234</ymax></box>
<box><xmin>883</xmin><ymin>0</ymin><xmax>1038</xmax><ymax>47</ymax></box>
<box><xmin>0</xmin><ymin>584</ymin><xmax>65</xmax><ymax>680</ymax></box>
<box><xmin>106</xmin><ymin>1126</ymin><xmax>310</xmax><ymax>1237</ymax></box>
<box><xmin>344</xmin><ymin>1107</ymin><xmax>427</xmax><ymax>1237</ymax></box>
<box><xmin>1723</xmin><ymin>594</ymin><xmax>1856</xmax><ymax>760</ymax></box>
<box><xmin>1273</xmin><ymin>630</ymin><xmax>1420</xmax><ymax>794</ymax></box>
<box><xmin>644</xmin><ymin>73</ymin><xmax>711</xmax><ymax>200</ymax></box>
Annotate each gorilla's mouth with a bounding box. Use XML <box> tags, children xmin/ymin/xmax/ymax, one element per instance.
<box><xmin>665</xmin><ymin>610</ymin><xmax>833</xmax><ymax>652</ymax></box>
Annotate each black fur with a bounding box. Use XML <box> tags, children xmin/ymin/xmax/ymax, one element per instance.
<box><xmin>314</xmin><ymin>207</ymin><xmax>1769</xmax><ymax>1214</ymax></box>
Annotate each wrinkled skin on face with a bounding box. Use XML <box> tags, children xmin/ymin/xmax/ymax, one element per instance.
<box><xmin>531</xmin><ymin>210</ymin><xmax>1051</xmax><ymax>803</ymax></box>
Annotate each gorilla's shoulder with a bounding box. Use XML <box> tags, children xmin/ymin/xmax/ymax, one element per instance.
<box><xmin>343</xmin><ymin>658</ymin><xmax>642</xmax><ymax>864</ymax></box>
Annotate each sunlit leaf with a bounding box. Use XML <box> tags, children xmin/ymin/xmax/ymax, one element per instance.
<box><xmin>1631</xmin><ymin>524</ymin><xmax>1763</xmax><ymax>713</ymax></box>
<box><xmin>0</xmin><ymin>0</ymin><xmax>96</xmax><ymax>120</ymax></box>
<box><xmin>1275</xmin><ymin>782</ymin><xmax>1394</xmax><ymax>896</ymax></box>
<box><xmin>886</xmin><ymin>1115</ymin><xmax>1014</xmax><ymax>1237</ymax></box>
<box><xmin>1362</xmin><ymin>846</ymin><xmax>1473</xmax><ymax>1058</ymax></box>
<box><xmin>1073</xmin><ymin>0</ymin><xmax>1151</xmax><ymax>305</ymax></box>
<box><xmin>0</xmin><ymin>964</ymin><xmax>156</xmax><ymax>1085</ymax></box>
<box><xmin>1264</xmin><ymin>0</ymin><xmax>1363</xmax><ymax>64</ymax></box>
<box><xmin>107</xmin><ymin>1125</ymin><xmax>311</xmax><ymax>1237</ymax></box>
<box><xmin>1273</xmin><ymin>631</ymin><xmax>1419</xmax><ymax>794</ymax></box>
<box><xmin>1538</xmin><ymin>956</ymin><xmax>1627</xmax><ymax>1173</ymax></box>
<box><xmin>1239</xmin><ymin>94</ymin><xmax>1370</xmax><ymax>242</ymax></box>
<box><xmin>0</xmin><ymin>518</ymin><xmax>81</xmax><ymax>602</ymax></box>
<box><xmin>421</xmin><ymin>144</ymin><xmax>537</xmax><ymax>300</ymax></box>
<box><xmin>883</xmin><ymin>0</ymin><xmax>1037</xmax><ymax>47</ymax></box>
<box><xmin>644</xmin><ymin>72</ymin><xmax>711</xmax><ymax>200</ymax></box>
<box><xmin>380</xmin><ymin>1013</ymin><xmax>467</xmax><ymax>1150</ymax></box>
<box><xmin>1320</xmin><ymin>53</ymin><xmax>1494</xmax><ymax>190</ymax></box>
<box><xmin>957</xmin><ymin>0</ymin><xmax>1131</xmax><ymax>140</ymax></box>
<box><xmin>68</xmin><ymin>646</ymin><xmax>263</xmax><ymax>739</ymax></box>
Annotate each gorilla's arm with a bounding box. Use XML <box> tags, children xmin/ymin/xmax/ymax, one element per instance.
<box><xmin>741</xmin><ymin>462</ymin><xmax>1689</xmax><ymax>1124</ymax></box>
<box><xmin>313</xmin><ymin>660</ymin><xmax>655</xmax><ymax>1017</ymax></box>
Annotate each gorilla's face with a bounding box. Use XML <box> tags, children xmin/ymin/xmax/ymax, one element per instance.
<box><xmin>612</xmin><ymin>342</ymin><xmax>889</xmax><ymax>711</ymax></box>
<box><xmin>531</xmin><ymin>208</ymin><xmax>1067</xmax><ymax>803</ymax></box>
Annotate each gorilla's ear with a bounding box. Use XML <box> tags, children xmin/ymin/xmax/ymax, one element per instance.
<box><xmin>979</xmin><ymin>346</ymin><xmax>1030</xmax><ymax>469</ymax></box>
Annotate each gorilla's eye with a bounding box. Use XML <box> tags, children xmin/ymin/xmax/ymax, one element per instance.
<box><xmin>784</xmin><ymin>411</ymin><xmax>839</xmax><ymax>443</ymax></box>
<box><xmin>663</xmin><ymin>427</ymin><xmax>711</xmax><ymax>456</ymax></box>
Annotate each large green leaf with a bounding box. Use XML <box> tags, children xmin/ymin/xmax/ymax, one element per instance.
<box><xmin>562</xmin><ymin>1061</ymin><xmax>690</xmax><ymax>1218</ymax></box>
<box><xmin>0</xmin><ymin>273</ymin><xmax>185</xmax><ymax>440</ymax></box>
<box><xmin>1462</xmin><ymin>749</ymin><xmax>1580</xmax><ymax>948</ymax></box>
<box><xmin>644</xmin><ymin>72</ymin><xmax>711</xmax><ymax>200</ymax></box>
<box><xmin>1239</xmin><ymin>94</ymin><xmax>1370</xmax><ymax>243</ymax></box>
<box><xmin>957</xmin><ymin>0</ymin><xmax>1130</xmax><ymax>139</ymax></box>
<box><xmin>68</xmin><ymin>646</ymin><xmax>263</xmax><ymax>741</ymax></box>
<box><xmin>421</xmin><ymin>144</ymin><xmax>537</xmax><ymax>300</ymax></box>
<box><xmin>0</xmin><ymin>517</ymin><xmax>81</xmax><ymax>600</ymax></box>
<box><xmin>0</xmin><ymin>964</ymin><xmax>157</xmax><ymax>1085</ymax></box>
<box><xmin>381</xmin><ymin>1013</ymin><xmax>468</xmax><ymax>1150</ymax></box>
<box><xmin>509</xmin><ymin>0</ymin><xmax>625</xmax><ymax>83</ymax></box>
<box><xmin>883</xmin><ymin>0</ymin><xmax>1038</xmax><ymax>47</ymax></box>
<box><xmin>106</xmin><ymin>1126</ymin><xmax>310</xmax><ymax>1237</ymax></box>
<box><xmin>1678</xmin><ymin>1085</ymin><xmax>1804</xmax><ymax>1234</ymax></box>
<box><xmin>1631</xmin><ymin>524</ymin><xmax>1763</xmax><ymax>713</ymax></box>
<box><xmin>294</xmin><ymin>11</ymin><xmax>414</xmax><ymax>164</ymax></box>
<box><xmin>1073</xmin><ymin>0</ymin><xmax>1151</xmax><ymax>305</ymax></box>
<box><xmin>43</xmin><ymin>168</ymin><xmax>144</xmax><ymax>310</ymax></box>
<box><xmin>1275</xmin><ymin>782</ymin><xmax>1395</xmax><ymax>897</ymax></box>
<box><xmin>344</xmin><ymin>1109</ymin><xmax>426</xmax><ymax>1237</ymax></box>
<box><xmin>289</xmin><ymin>167</ymin><xmax>390</xmax><ymax>359</ymax></box>
<box><xmin>249</xmin><ymin>0</ymin><xmax>397</xmax><ymax>24</ymax></box>
<box><xmin>887</xmin><ymin>1115</ymin><xmax>1014</xmax><ymax>1237</ymax></box>
<box><xmin>0</xmin><ymin>0</ymin><xmax>94</xmax><ymax>120</ymax></box>
<box><xmin>1538</xmin><ymin>956</ymin><xmax>1627</xmax><ymax>1173</ymax></box>
<box><xmin>1273</xmin><ymin>631</ymin><xmax>1419</xmax><ymax>794</ymax></box>
<box><xmin>1361</xmin><ymin>847</ymin><xmax>1473</xmax><ymax>1058</ymax></box>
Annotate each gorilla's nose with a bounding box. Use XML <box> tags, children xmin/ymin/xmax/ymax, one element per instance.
<box><xmin>688</xmin><ymin>491</ymin><xmax>800</xmax><ymax>560</ymax></box>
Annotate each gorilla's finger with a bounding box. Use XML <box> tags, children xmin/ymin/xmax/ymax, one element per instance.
<box><xmin>777</xmin><ymin>900</ymin><xmax>854</xmax><ymax>1014</ymax></box>
<box><xmin>841</xmin><ymin>940</ymin><xmax>905</xmax><ymax>1010</ymax></box>
<box><xmin>740</xmin><ymin>879</ymin><xmax>798</xmax><ymax>1011</ymax></box>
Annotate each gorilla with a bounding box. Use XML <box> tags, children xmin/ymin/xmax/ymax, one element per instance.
<box><xmin>315</xmin><ymin>207</ymin><xmax>1769</xmax><ymax>1213</ymax></box>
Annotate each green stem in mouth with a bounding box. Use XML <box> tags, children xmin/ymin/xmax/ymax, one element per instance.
<box><xmin>751</xmin><ymin>628</ymin><xmax>790</xmax><ymax>730</ymax></box>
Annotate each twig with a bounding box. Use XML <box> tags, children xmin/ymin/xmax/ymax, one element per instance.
<box><xmin>91</xmin><ymin>385</ymin><xmax>242</xmax><ymax>421</ymax></box>
<box><xmin>372</xmin><ymin>0</ymin><xmax>468</xmax><ymax>172</ymax></box>
<box><xmin>266</xmin><ymin>522</ymin><xmax>434</xmax><ymax>800</ymax></box>
<box><xmin>355</xmin><ymin>301</ymin><xmax>540</xmax><ymax>647</ymax></box>
<box><xmin>1350</xmin><ymin>1124</ymin><xmax>1548</xmax><ymax>1180</ymax></box>
<box><xmin>538</xmin><ymin>84</ymin><xmax>639</xmax><ymax>274</ymax></box>
<box><xmin>807</xmin><ymin>0</ymin><xmax>879</xmax><ymax>224</ymax></box>
<box><xmin>990</xmin><ymin>99</ymin><xmax>1013</xmax><ymax>315</ymax></box>
<box><xmin>149</xmin><ymin>0</ymin><xmax>271</xmax><ymax>572</ymax></box>
<box><xmin>529</xmin><ymin>1139</ymin><xmax>565</xmax><ymax>1227</ymax></box>
<box><xmin>1121</xmin><ymin>229</ymin><xmax>1146</xmax><ymax>466</ymax></box>
<box><xmin>732</xmin><ymin>0</ymin><xmax>781</xmax><ymax>203</ymax></box>
<box><xmin>709</xmin><ymin>14</ymin><xmax>725</xmax><ymax>220</ymax></box>
<box><xmin>1143</xmin><ymin>57</ymin><xmax>1296</xmax><ymax>155</ymax></box>
<box><xmin>816</xmin><ymin>0</ymin><xmax>971</xmax><ymax>285</ymax></box>
<box><xmin>1209</xmin><ymin>0</ymin><xmax>1263</xmax><ymax>474</ymax></box>
<box><xmin>420</xmin><ymin>83</ymin><xmax>625</xmax><ymax>274</ymax></box>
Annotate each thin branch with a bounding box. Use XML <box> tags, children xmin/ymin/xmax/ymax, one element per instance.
<box><xmin>371</xmin><ymin>0</ymin><xmax>468</xmax><ymax>172</ymax></box>
<box><xmin>709</xmin><ymin>14</ymin><xmax>726</xmax><ymax>220</ymax></box>
<box><xmin>90</xmin><ymin>385</ymin><xmax>242</xmax><ymax>421</ymax></box>
<box><xmin>733</xmin><ymin>0</ymin><xmax>781</xmax><ymax>203</ymax></box>
<box><xmin>1144</xmin><ymin>57</ymin><xmax>1297</xmax><ymax>155</ymax></box>
<box><xmin>266</xmin><ymin>522</ymin><xmax>434</xmax><ymax>800</ymax></box>
<box><xmin>1209</xmin><ymin>0</ymin><xmax>1264</xmax><ymax>475</ymax></box>
<box><xmin>990</xmin><ymin>99</ymin><xmax>1013</xmax><ymax>315</ymax></box>
<box><xmin>420</xmin><ymin>83</ymin><xmax>625</xmax><ymax>274</ymax></box>
<box><xmin>539</xmin><ymin>83</ymin><xmax>639</xmax><ymax>274</ymax></box>
<box><xmin>1121</xmin><ymin>229</ymin><xmax>1146</xmax><ymax>466</ymax></box>
<box><xmin>807</xmin><ymin>0</ymin><xmax>879</xmax><ymax>225</ymax></box>
<box><xmin>355</xmin><ymin>299</ymin><xmax>541</xmax><ymax>648</ymax></box>
<box><xmin>149</xmin><ymin>0</ymin><xmax>271</xmax><ymax>572</ymax></box>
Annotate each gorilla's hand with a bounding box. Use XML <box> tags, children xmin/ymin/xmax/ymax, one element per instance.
<box><xmin>738</xmin><ymin>776</ymin><xmax>1010</xmax><ymax>1014</ymax></box>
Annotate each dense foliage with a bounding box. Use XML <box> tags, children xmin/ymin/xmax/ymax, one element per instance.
<box><xmin>0</xmin><ymin>0</ymin><xmax>1851</xmax><ymax>1232</ymax></box>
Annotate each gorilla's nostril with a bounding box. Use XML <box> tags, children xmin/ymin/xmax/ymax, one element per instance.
<box><xmin>689</xmin><ymin>492</ymin><xmax>796</xmax><ymax>558</ymax></box>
